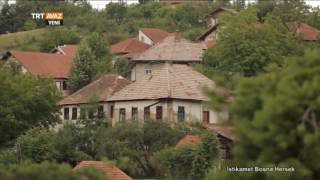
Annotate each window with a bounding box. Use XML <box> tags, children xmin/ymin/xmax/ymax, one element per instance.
<box><xmin>62</xmin><ymin>81</ymin><xmax>67</xmax><ymax>90</ymax></box>
<box><xmin>110</xmin><ymin>105</ymin><xmax>114</xmax><ymax>118</ymax></box>
<box><xmin>178</xmin><ymin>106</ymin><xmax>185</xmax><ymax>122</ymax></box>
<box><xmin>156</xmin><ymin>106</ymin><xmax>162</xmax><ymax>120</ymax></box>
<box><xmin>145</xmin><ymin>69</ymin><xmax>152</xmax><ymax>75</ymax></box>
<box><xmin>144</xmin><ymin>107</ymin><xmax>150</xmax><ymax>120</ymax></box>
<box><xmin>203</xmin><ymin>111</ymin><xmax>210</xmax><ymax>124</ymax></box>
<box><xmin>119</xmin><ymin>108</ymin><xmax>126</xmax><ymax>123</ymax></box>
<box><xmin>97</xmin><ymin>106</ymin><xmax>104</xmax><ymax>119</ymax></box>
<box><xmin>71</xmin><ymin>107</ymin><xmax>77</xmax><ymax>120</ymax></box>
<box><xmin>88</xmin><ymin>109</ymin><xmax>94</xmax><ymax>119</ymax></box>
<box><xmin>64</xmin><ymin>107</ymin><xmax>69</xmax><ymax>120</ymax></box>
<box><xmin>132</xmin><ymin>107</ymin><xmax>138</xmax><ymax>121</ymax></box>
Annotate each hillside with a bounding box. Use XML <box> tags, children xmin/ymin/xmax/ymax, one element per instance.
<box><xmin>0</xmin><ymin>28</ymin><xmax>45</xmax><ymax>51</ymax></box>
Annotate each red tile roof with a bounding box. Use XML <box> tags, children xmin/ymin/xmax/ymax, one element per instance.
<box><xmin>110</xmin><ymin>38</ymin><xmax>151</xmax><ymax>59</ymax></box>
<box><xmin>10</xmin><ymin>51</ymin><xmax>74</xmax><ymax>79</ymax></box>
<box><xmin>287</xmin><ymin>22</ymin><xmax>320</xmax><ymax>41</ymax></box>
<box><xmin>74</xmin><ymin>161</ymin><xmax>132</xmax><ymax>180</ymax></box>
<box><xmin>59</xmin><ymin>44</ymin><xmax>78</xmax><ymax>57</ymax></box>
<box><xmin>176</xmin><ymin>135</ymin><xmax>201</xmax><ymax>148</ymax></box>
<box><xmin>59</xmin><ymin>74</ymin><xmax>131</xmax><ymax>105</ymax></box>
<box><xmin>203</xmin><ymin>123</ymin><xmax>236</xmax><ymax>141</ymax></box>
<box><xmin>140</xmin><ymin>28</ymin><xmax>170</xmax><ymax>44</ymax></box>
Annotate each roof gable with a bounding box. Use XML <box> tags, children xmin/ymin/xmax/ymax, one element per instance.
<box><xmin>140</xmin><ymin>28</ymin><xmax>170</xmax><ymax>44</ymax></box>
<box><xmin>59</xmin><ymin>74</ymin><xmax>131</xmax><ymax>105</ymax></box>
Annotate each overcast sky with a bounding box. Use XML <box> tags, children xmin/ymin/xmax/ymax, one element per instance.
<box><xmin>4</xmin><ymin>0</ymin><xmax>320</xmax><ymax>9</ymax></box>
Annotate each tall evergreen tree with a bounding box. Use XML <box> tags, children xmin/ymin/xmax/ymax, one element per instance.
<box><xmin>68</xmin><ymin>43</ymin><xmax>95</xmax><ymax>93</ymax></box>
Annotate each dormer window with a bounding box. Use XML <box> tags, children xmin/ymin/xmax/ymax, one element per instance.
<box><xmin>145</xmin><ymin>69</ymin><xmax>152</xmax><ymax>75</ymax></box>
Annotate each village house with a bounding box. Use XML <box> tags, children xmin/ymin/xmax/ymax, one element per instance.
<box><xmin>130</xmin><ymin>33</ymin><xmax>206</xmax><ymax>81</ymax></box>
<box><xmin>1</xmin><ymin>45</ymin><xmax>78</xmax><ymax>96</ymax></box>
<box><xmin>1</xmin><ymin>44</ymin><xmax>78</xmax><ymax>95</ymax></box>
<box><xmin>58</xmin><ymin>74</ymin><xmax>130</xmax><ymax>126</ymax></box>
<box><xmin>198</xmin><ymin>7</ymin><xmax>237</xmax><ymax>48</ymax></box>
<box><xmin>59</xmin><ymin>33</ymin><xmax>219</xmax><ymax>125</ymax></box>
<box><xmin>74</xmin><ymin>161</ymin><xmax>132</xmax><ymax>180</ymax></box>
<box><xmin>51</xmin><ymin>44</ymin><xmax>79</xmax><ymax>55</ymax></box>
<box><xmin>108</xmin><ymin>63</ymin><xmax>221</xmax><ymax>125</ymax></box>
<box><xmin>110</xmin><ymin>28</ymin><xmax>169</xmax><ymax>59</ymax></box>
<box><xmin>287</xmin><ymin>21</ymin><xmax>320</xmax><ymax>41</ymax></box>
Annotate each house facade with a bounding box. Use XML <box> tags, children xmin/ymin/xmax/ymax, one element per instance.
<box><xmin>1</xmin><ymin>48</ymin><xmax>77</xmax><ymax>96</ymax></box>
<box><xmin>108</xmin><ymin>63</ymin><xmax>221</xmax><ymax>125</ymax></box>
<box><xmin>198</xmin><ymin>7</ymin><xmax>237</xmax><ymax>47</ymax></box>
<box><xmin>130</xmin><ymin>34</ymin><xmax>206</xmax><ymax>81</ymax></box>
<box><xmin>110</xmin><ymin>28</ymin><xmax>169</xmax><ymax>60</ymax></box>
<box><xmin>58</xmin><ymin>74</ymin><xmax>131</xmax><ymax>126</ymax></box>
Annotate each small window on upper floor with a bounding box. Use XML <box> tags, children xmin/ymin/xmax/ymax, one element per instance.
<box><xmin>145</xmin><ymin>69</ymin><xmax>152</xmax><ymax>75</ymax></box>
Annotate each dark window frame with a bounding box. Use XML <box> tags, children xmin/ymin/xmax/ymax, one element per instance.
<box><xmin>110</xmin><ymin>105</ymin><xmax>114</xmax><ymax>118</ymax></box>
<box><xmin>178</xmin><ymin>106</ymin><xmax>185</xmax><ymax>122</ymax></box>
<box><xmin>97</xmin><ymin>105</ymin><xmax>104</xmax><ymax>119</ymax></box>
<box><xmin>132</xmin><ymin>107</ymin><xmax>138</xmax><ymax>121</ymax></box>
<box><xmin>203</xmin><ymin>111</ymin><xmax>210</xmax><ymax>124</ymax></box>
<box><xmin>119</xmin><ymin>108</ymin><xmax>126</xmax><ymax>123</ymax></box>
<box><xmin>71</xmin><ymin>107</ymin><xmax>77</xmax><ymax>120</ymax></box>
<box><xmin>144</xmin><ymin>107</ymin><xmax>150</xmax><ymax>120</ymax></box>
<box><xmin>62</xmin><ymin>81</ymin><xmax>67</xmax><ymax>90</ymax></box>
<box><xmin>156</xmin><ymin>106</ymin><xmax>162</xmax><ymax>120</ymax></box>
<box><xmin>64</xmin><ymin>107</ymin><xmax>69</xmax><ymax>120</ymax></box>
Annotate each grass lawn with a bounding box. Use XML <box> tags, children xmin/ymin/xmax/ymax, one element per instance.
<box><xmin>0</xmin><ymin>28</ymin><xmax>46</xmax><ymax>51</ymax></box>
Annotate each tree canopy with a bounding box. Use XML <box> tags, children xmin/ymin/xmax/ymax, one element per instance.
<box><xmin>210</xmin><ymin>50</ymin><xmax>320</xmax><ymax>179</ymax></box>
<box><xmin>0</xmin><ymin>65</ymin><xmax>60</xmax><ymax>148</ymax></box>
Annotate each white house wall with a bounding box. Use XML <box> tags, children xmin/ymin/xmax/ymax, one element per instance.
<box><xmin>138</xmin><ymin>30</ymin><xmax>154</xmax><ymax>45</ymax></box>
<box><xmin>131</xmin><ymin>63</ymin><xmax>162</xmax><ymax>81</ymax></box>
<box><xmin>111</xmin><ymin>99</ymin><xmax>218</xmax><ymax>125</ymax></box>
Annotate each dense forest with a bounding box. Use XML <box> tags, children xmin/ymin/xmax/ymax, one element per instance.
<box><xmin>0</xmin><ymin>0</ymin><xmax>320</xmax><ymax>179</ymax></box>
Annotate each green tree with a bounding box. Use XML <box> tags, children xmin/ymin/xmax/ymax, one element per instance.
<box><xmin>68</xmin><ymin>43</ymin><xmax>95</xmax><ymax>93</ymax></box>
<box><xmin>154</xmin><ymin>133</ymin><xmax>218</xmax><ymax>180</ymax></box>
<box><xmin>84</xmin><ymin>32</ymin><xmax>114</xmax><ymax>78</ymax></box>
<box><xmin>1</xmin><ymin>127</ymin><xmax>90</xmax><ymax>165</ymax></box>
<box><xmin>105</xmin><ymin>3</ymin><xmax>127</xmax><ymax>25</ymax></box>
<box><xmin>210</xmin><ymin>49</ymin><xmax>320</xmax><ymax>179</ymax></box>
<box><xmin>0</xmin><ymin>66</ymin><xmax>60</xmax><ymax>148</ymax></box>
<box><xmin>95</xmin><ymin>121</ymin><xmax>189</xmax><ymax>177</ymax></box>
<box><xmin>202</xmin><ymin>8</ymin><xmax>302</xmax><ymax>78</ymax></box>
<box><xmin>0</xmin><ymin>161</ymin><xmax>106</xmax><ymax>180</ymax></box>
<box><xmin>40</xmin><ymin>27</ymin><xmax>80</xmax><ymax>52</ymax></box>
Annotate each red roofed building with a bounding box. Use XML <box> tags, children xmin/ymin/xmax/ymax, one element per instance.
<box><xmin>74</xmin><ymin>161</ymin><xmax>132</xmax><ymax>180</ymax></box>
<box><xmin>110</xmin><ymin>28</ymin><xmax>169</xmax><ymax>60</ymax></box>
<box><xmin>138</xmin><ymin>28</ymin><xmax>170</xmax><ymax>45</ymax></box>
<box><xmin>110</xmin><ymin>38</ymin><xmax>151</xmax><ymax>60</ymax></box>
<box><xmin>51</xmin><ymin>44</ymin><xmax>79</xmax><ymax>57</ymax></box>
<box><xmin>2</xmin><ymin>50</ymin><xmax>75</xmax><ymax>96</ymax></box>
<box><xmin>176</xmin><ymin>135</ymin><xmax>201</xmax><ymax>148</ymax></box>
<box><xmin>287</xmin><ymin>21</ymin><xmax>320</xmax><ymax>41</ymax></box>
